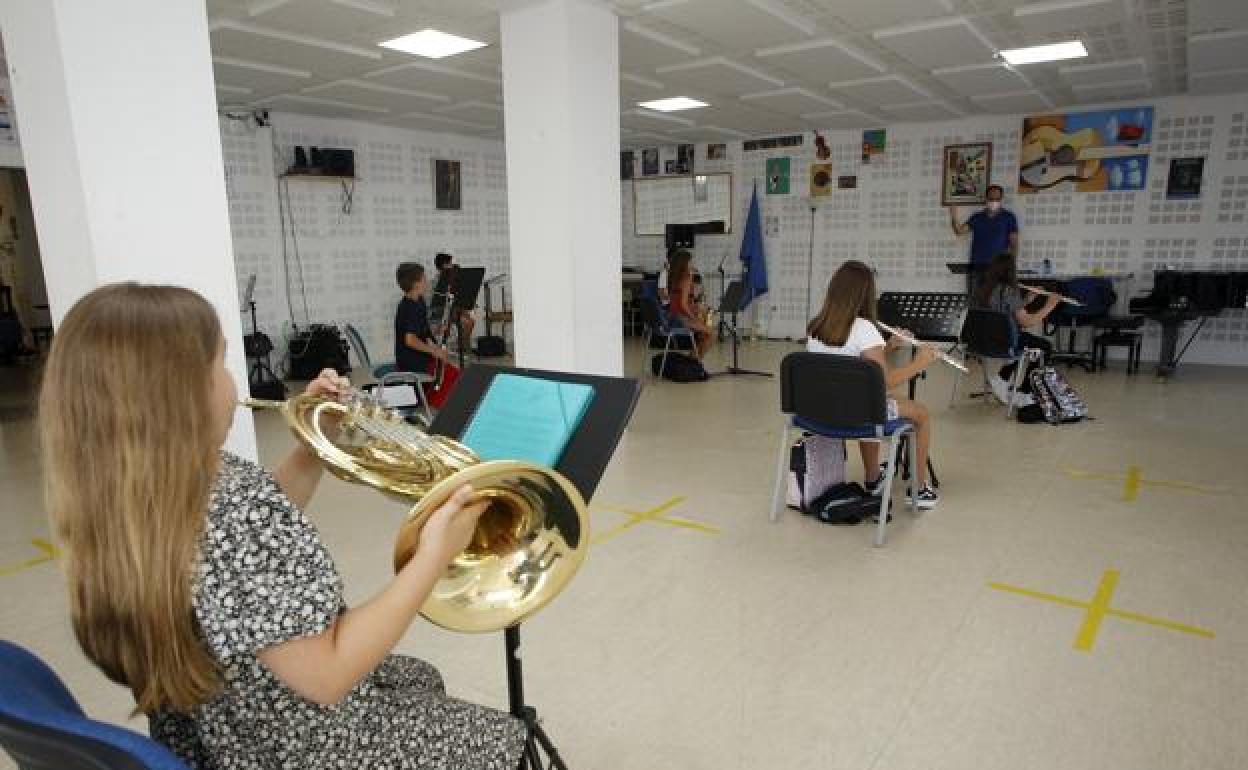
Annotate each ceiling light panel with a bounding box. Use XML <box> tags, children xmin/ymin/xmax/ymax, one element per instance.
<box><xmin>829</xmin><ymin>74</ymin><xmax>931</xmax><ymax>106</ymax></box>
<box><xmin>1000</xmin><ymin>40</ymin><xmax>1088</xmax><ymax>65</ymax></box>
<box><xmin>873</xmin><ymin>17</ymin><xmax>996</xmax><ymax>70</ymax></box>
<box><xmin>739</xmin><ymin>86</ymin><xmax>841</xmax><ymax>115</ymax></box>
<box><xmin>1189</xmin><ymin>29</ymin><xmax>1248</xmax><ymax>73</ymax></box>
<box><xmin>636</xmin><ymin>97</ymin><xmax>707</xmax><ymax>112</ymax></box>
<box><xmin>754</xmin><ymin>38</ymin><xmax>885</xmax><ymax>84</ymax></box>
<box><xmin>933</xmin><ymin>62</ymin><xmax>1029</xmax><ymax>96</ymax></box>
<box><xmin>644</xmin><ymin>0</ymin><xmax>815</xmax><ymax>50</ymax></box>
<box><xmin>1012</xmin><ymin>0</ymin><xmax>1123</xmax><ymax>37</ymax></box>
<box><xmin>655</xmin><ymin>57</ymin><xmax>782</xmax><ymax>95</ymax></box>
<box><xmin>379</xmin><ymin>30</ymin><xmax>488</xmax><ymax>59</ymax></box>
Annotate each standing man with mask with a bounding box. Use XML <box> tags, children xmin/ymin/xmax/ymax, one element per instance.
<box><xmin>950</xmin><ymin>184</ymin><xmax>1019</xmax><ymax>294</ymax></box>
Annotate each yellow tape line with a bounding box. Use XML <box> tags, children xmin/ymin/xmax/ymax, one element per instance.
<box><xmin>0</xmin><ymin>538</ymin><xmax>60</xmax><ymax>577</ymax></box>
<box><xmin>1122</xmin><ymin>466</ymin><xmax>1141</xmax><ymax>502</ymax></box>
<box><xmin>592</xmin><ymin>496</ymin><xmax>720</xmax><ymax>545</ymax></box>
<box><xmin>1063</xmin><ymin>467</ymin><xmax>1227</xmax><ymax>497</ymax></box>
<box><xmin>989</xmin><ymin>569</ymin><xmax>1215</xmax><ymax>653</ymax></box>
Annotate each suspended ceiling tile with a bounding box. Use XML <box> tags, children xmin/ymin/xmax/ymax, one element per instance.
<box><xmin>801</xmin><ymin>109</ymin><xmax>884</xmax><ymax>129</ymax></box>
<box><xmin>829</xmin><ymin>74</ymin><xmax>931</xmax><ymax>106</ymax></box>
<box><xmin>644</xmin><ymin>0</ymin><xmax>815</xmax><ymax>50</ymax></box>
<box><xmin>621</xmin><ymin>72</ymin><xmax>667</xmax><ymax>103</ymax></box>
<box><xmin>256</xmin><ymin>92</ymin><xmax>391</xmax><ymax>118</ymax></box>
<box><xmin>1071</xmin><ymin>78</ymin><xmax>1152</xmax><ymax>101</ymax></box>
<box><xmin>970</xmin><ymin>90</ymin><xmax>1054</xmax><ymax>114</ymax></box>
<box><xmin>621</xmin><ymin>108</ymin><xmax>698</xmax><ymax>130</ymax></box>
<box><xmin>872</xmin><ymin>16</ymin><xmax>997</xmax><ymax>71</ymax></box>
<box><xmin>825</xmin><ymin>0</ymin><xmax>954</xmax><ymax>31</ymax></box>
<box><xmin>933</xmin><ymin>62</ymin><xmax>1030</xmax><ymax>96</ymax></box>
<box><xmin>1189</xmin><ymin>29</ymin><xmax>1248</xmax><ymax>73</ymax></box>
<box><xmin>362</xmin><ymin>62</ymin><xmax>502</xmax><ymax>101</ymax></box>
<box><xmin>433</xmin><ymin>100</ymin><xmax>505</xmax><ymax>125</ymax></box>
<box><xmin>620</xmin><ymin>21</ymin><xmax>701</xmax><ymax>70</ymax></box>
<box><xmin>1058</xmin><ymin>57</ymin><xmax>1147</xmax><ymax>86</ymax></box>
<box><xmin>242</xmin><ymin>0</ymin><xmax>402</xmax><ymax>40</ymax></box>
<box><xmin>1188</xmin><ymin>68</ymin><xmax>1248</xmax><ymax>95</ymax></box>
<box><xmin>213</xmin><ymin>57</ymin><xmax>313</xmax><ymax>95</ymax></box>
<box><xmin>1188</xmin><ymin>0</ymin><xmax>1248</xmax><ymax>33</ymax></box>
<box><xmin>300</xmin><ymin>79</ymin><xmax>449</xmax><ymax>111</ymax></box>
<box><xmin>392</xmin><ymin>112</ymin><xmax>496</xmax><ymax>136</ymax></box>
<box><xmin>739</xmin><ymin>86</ymin><xmax>841</xmax><ymax>115</ymax></box>
<box><xmin>880</xmin><ymin>100</ymin><xmax>961</xmax><ymax>122</ymax></box>
<box><xmin>656</xmin><ymin>56</ymin><xmax>784</xmax><ymax>95</ymax></box>
<box><xmin>753</xmin><ymin>37</ymin><xmax>886</xmax><ymax>84</ymax></box>
<box><xmin>210</xmin><ymin>21</ymin><xmax>381</xmax><ymax>77</ymax></box>
<box><xmin>1012</xmin><ymin>0</ymin><xmax>1124</xmax><ymax>37</ymax></box>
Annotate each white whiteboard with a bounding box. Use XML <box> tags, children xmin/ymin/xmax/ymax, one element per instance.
<box><xmin>632</xmin><ymin>173</ymin><xmax>733</xmax><ymax>236</ymax></box>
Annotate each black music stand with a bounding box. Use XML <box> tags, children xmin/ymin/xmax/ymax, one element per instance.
<box><xmin>712</xmin><ymin>280</ymin><xmax>772</xmax><ymax>378</ymax></box>
<box><xmin>430</xmin><ymin>365</ymin><xmax>642</xmax><ymax>770</ymax></box>
<box><xmin>441</xmin><ymin>267</ymin><xmax>486</xmax><ymax>367</ymax></box>
<box><xmin>877</xmin><ymin>292</ymin><xmax>968</xmax><ymax>489</ymax></box>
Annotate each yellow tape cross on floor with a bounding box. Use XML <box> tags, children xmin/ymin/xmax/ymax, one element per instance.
<box><xmin>1063</xmin><ymin>466</ymin><xmax>1228</xmax><ymax>502</ymax></box>
<box><xmin>0</xmin><ymin>539</ymin><xmax>61</xmax><ymax>578</ymax></box>
<box><xmin>989</xmin><ymin>569</ymin><xmax>1215</xmax><ymax>653</ymax></box>
<box><xmin>591</xmin><ymin>496</ymin><xmax>720</xmax><ymax>545</ymax></box>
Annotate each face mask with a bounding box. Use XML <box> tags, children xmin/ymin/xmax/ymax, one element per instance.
<box><xmin>986</xmin><ymin>200</ymin><xmax>1002</xmax><ymax>212</ymax></box>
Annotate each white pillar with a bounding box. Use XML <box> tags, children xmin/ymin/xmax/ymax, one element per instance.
<box><xmin>0</xmin><ymin>0</ymin><xmax>256</xmax><ymax>458</ymax></box>
<box><xmin>501</xmin><ymin>0</ymin><xmax>622</xmax><ymax>376</ymax></box>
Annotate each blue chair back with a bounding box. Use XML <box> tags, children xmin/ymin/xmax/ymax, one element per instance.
<box><xmin>779</xmin><ymin>352</ymin><xmax>888</xmax><ymax>428</ymax></box>
<box><xmin>1053</xmin><ymin>277</ymin><xmax>1115</xmax><ymax>324</ymax></box>
<box><xmin>961</xmin><ymin>308</ymin><xmax>1020</xmax><ymax>358</ymax></box>
<box><xmin>0</xmin><ymin>640</ymin><xmax>188</xmax><ymax>770</ymax></box>
<box><xmin>638</xmin><ymin>295</ymin><xmax>672</xmax><ymax>335</ymax></box>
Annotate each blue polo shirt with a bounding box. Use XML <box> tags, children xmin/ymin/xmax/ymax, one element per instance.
<box><xmin>967</xmin><ymin>209</ymin><xmax>1018</xmax><ymax>265</ymax></box>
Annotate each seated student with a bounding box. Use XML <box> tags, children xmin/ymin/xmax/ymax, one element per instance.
<box><xmin>806</xmin><ymin>260</ymin><xmax>940</xmax><ymax>509</ymax></box>
<box><xmin>39</xmin><ymin>283</ymin><xmax>524</xmax><ymax>769</ymax></box>
<box><xmin>972</xmin><ymin>251</ymin><xmax>1059</xmax><ymax>383</ymax></box>
<box><xmin>666</xmin><ymin>249</ymin><xmax>715</xmax><ymax>359</ymax></box>
<box><xmin>395</xmin><ymin>262</ymin><xmax>449</xmax><ymax>375</ymax></box>
<box><xmin>432</xmin><ymin>251</ymin><xmax>476</xmax><ymax>343</ymax></box>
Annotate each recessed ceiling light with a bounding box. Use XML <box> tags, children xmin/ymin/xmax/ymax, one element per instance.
<box><xmin>1000</xmin><ymin>40</ymin><xmax>1088</xmax><ymax>66</ymax></box>
<box><xmin>638</xmin><ymin>96</ymin><xmax>708</xmax><ymax>112</ymax></box>
<box><xmin>379</xmin><ymin>29</ymin><xmax>487</xmax><ymax>59</ymax></box>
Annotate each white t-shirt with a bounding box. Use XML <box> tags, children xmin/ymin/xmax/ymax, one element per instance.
<box><xmin>806</xmin><ymin>317</ymin><xmax>885</xmax><ymax>357</ymax></box>
<box><xmin>658</xmin><ymin>267</ymin><xmax>669</xmax><ymax>291</ymax></box>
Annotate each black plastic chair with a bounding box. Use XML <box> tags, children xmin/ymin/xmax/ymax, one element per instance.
<box><xmin>769</xmin><ymin>353</ymin><xmax>917</xmax><ymax>547</ymax></box>
<box><xmin>637</xmin><ymin>288</ymin><xmax>698</xmax><ymax>381</ymax></box>
<box><xmin>0</xmin><ymin>640</ymin><xmax>188</xmax><ymax>770</ymax></box>
<box><xmin>956</xmin><ymin>308</ymin><xmax>1039</xmax><ymax>419</ymax></box>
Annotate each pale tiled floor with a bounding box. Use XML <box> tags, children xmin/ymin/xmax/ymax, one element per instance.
<box><xmin>2</xmin><ymin>339</ymin><xmax>1247</xmax><ymax>770</ymax></box>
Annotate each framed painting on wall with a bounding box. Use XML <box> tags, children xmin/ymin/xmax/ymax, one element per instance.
<box><xmin>940</xmin><ymin>142</ymin><xmax>992</xmax><ymax>206</ymax></box>
<box><xmin>433</xmin><ymin>159</ymin><xmax>461</xmax><ymax>210</ymax></box>
<box><xmin>1018</xmin><ymin>107</ymin><xmax>1153</xmax><ymax>193</ymax></box>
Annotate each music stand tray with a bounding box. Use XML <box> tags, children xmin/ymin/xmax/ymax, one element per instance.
<box><xmin>711</xmin><ymin>280</ymin><xmax>772</xmax><ymax>378</ymax></box>
<box><xmin>430</xmin><ymin>365</ymin><xmax>642</xmax><ymax>770</ymax></box>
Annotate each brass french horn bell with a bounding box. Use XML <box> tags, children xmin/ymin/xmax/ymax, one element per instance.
<box><xmin>241</xmin><ymin>391</ymin><xmax>589</xmax><ymax>633</ymax></box>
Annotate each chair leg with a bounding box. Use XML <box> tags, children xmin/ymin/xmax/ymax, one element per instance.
<box><xmin>641</xmin><ymin>328</ymin><xmax>652</xmax><ymax>379</ymax></box>
<box><xmin>905</xmin><ymin>429</ymin><xmax>918</xmax><ymax>512</ymax></box>
<box><xmin>769</xmin><ymin>421</ymin><xmax>791</xmax><ymax>523</ymax></box>
<box><xmin>874</xmin><ymin>433</ymin><xmax>901</xmax><ymax>547</ymax></box>
<box><xmin>660</xmin><ymin>334</ymin><xmax>673</xmax><ymax>381</ymax></box>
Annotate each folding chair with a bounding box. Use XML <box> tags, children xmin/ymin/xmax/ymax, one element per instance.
<box><xmin>637</xmin><ymin>281</ymin><xmax>698</xmax><ymax>380</ymax></box>
<box><xmin>955</xmin><ymin>308</ymin><xmax>1041</xmax><ymax>419</ymax></box>
<box><xmin>0</xmin><ymin>639</ymin><xmax>189</xmax><ymax>770</ymax></box>
<box><xmin>769</xmin><ymin>352</ymin><xmax>918</xmax><ymax>547</ymax></box>
<box><xmin>341</xmin><ymin>323</ymin><xmax>432</xmax><ymax>424</ymax></box>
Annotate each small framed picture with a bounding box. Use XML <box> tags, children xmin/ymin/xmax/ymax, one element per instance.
<box><xmin>1166</xmin><ymin>157</ymin><xmax>1204</xmax><ymax>199</ymax></box>
<box><xmin>707</xmin><ymin>143</ymin><xmax>727</xmax><ymax>160</ymax></box>
<box><xmin>433</xmin><ymin>159</ymin><xmax>461</xmax><ymax>210</ymax></box>
<box><xmin>664</xmin><ymin>160</ymin><xmax>676</xmax><ymax>174</ymax></box>
<box><xmin>941</xmin><ymin>142</ymin><xmax>992</xmax><ymax>206</ymax></box>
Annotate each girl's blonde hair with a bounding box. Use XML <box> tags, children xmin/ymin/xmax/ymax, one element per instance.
<box><xmin>807</xmin><ymin>260</ymin><xmax>878</xmax><ymax>346</ymax></box>
<box><xmin>39</xmin><ymin>283</ymin><xmax>224</xmax><ymax>713</ymax></box>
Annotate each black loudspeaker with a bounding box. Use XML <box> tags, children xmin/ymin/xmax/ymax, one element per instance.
<box><xmin>287</xmin><ymin>325</ymin><xmax>350</xmax><ymax>380</ymax></box>
<box><xmin>321</xmin><ymin>148</ymin><xmax>355</xmax><ymax>177</ymax></box>
<box><xmin>293</xmin><ymin>146</ymin><xmax>308</xmax><ymax>169</ymax></box>
<box><xmin>475</xmin><ymin>335</ymin><xmax>507</xmax><ymax>357</ymax></box>
<box><xmin>665</xmin><ymin>223</ymin><xmax>695</xmax><ymax>250</ymax></box>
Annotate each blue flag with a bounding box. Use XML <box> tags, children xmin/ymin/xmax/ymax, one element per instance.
<box><xmin>739</xmin><ymin>184</ymin><xmax>768</xmax><ymax>308</ymax></box>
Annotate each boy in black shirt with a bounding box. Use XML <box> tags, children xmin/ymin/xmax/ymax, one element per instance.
<box><xmin>394</xmin><ymin>262</ymin><xmax>447</xmax><ymax>374</ymax></box>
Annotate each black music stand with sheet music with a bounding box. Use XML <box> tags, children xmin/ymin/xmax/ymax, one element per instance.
<box><xmin>877</xmin><ymin>291</ymin><xmax>968</xmax><ymax>489</ymax></box>
<box><xmin>430</xmin><ymin>365</ymin><xmax>642</xmax><ymax>770</ymax></box>
<box><xmin>712</xmin><ymin>280</ymin><xmax>772</xmax><ymax>377</ymax></box>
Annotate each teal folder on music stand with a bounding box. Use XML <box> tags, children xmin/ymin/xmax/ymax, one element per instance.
<box><xmin>460</xmin><ymin>373</ymin><xmax>596</xmax><ymax>467</ymax></box>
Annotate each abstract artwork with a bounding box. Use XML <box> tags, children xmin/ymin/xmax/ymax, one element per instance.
<box><xmin>941</xmin><ymin>142</ymin><xmax>992</xmax><ymax>206</ymax></box>
<box><xmin>1018</xmin><ymin>107</ymin><xmax>1153</xmax><ymax>193</ymax></box>
<box><xmin>766</xmin><ymin>157</ymin><xmax>790</xmax><ymax>195</ymax></box>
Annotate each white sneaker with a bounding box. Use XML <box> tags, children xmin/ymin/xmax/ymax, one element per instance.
<box><xmin>989</xmin><ymin>375</ymin><xmax>1034</xmax><ymax>408</ymax></box>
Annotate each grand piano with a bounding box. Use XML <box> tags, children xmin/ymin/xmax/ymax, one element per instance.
<box><xmin>1129</xmin><ymin>270</ymin><xmax>1248</xmax><ymax>377</ymax></box>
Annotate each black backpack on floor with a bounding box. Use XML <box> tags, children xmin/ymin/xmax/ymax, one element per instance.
<box><xmin>651</xmin><ymin>352</ymin><xmax>708</xmax><ymax>382</ymax></box>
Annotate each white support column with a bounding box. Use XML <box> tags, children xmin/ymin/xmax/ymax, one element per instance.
<box><xmin>501</xmin><ymin>0</ymin><xmax>622</xmax><ymax>376</ymax></box>
<box><xmin>0</xmin><ymin>0</ymin><xmax>256</xmax><ymax>457</ymax></box>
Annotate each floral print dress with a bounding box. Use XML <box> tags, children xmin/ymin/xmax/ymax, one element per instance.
<box><xmin>149</xmin><ymin>452</ymin><xmax>525</xmax><ymax>769</ymax></box>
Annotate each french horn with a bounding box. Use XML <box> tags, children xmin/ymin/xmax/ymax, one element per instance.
<box><xmin>241</xmin><ymin>390</ymin><xmax>588</xmax><ymax>633</ymax></box>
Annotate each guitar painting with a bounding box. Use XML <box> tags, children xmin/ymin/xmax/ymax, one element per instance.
<box><xmin>1018</xmin><ymin>107</ymin><xmax>1153</xmax><ymax>194</ymax></box>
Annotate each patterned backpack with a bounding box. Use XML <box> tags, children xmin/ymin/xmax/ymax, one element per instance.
<box><xmin>1025</xmin><ymin>366</ymin><xmax>1089</xmax><ymax>424</ymax></box>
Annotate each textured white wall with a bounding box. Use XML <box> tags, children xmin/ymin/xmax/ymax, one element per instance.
<box><xmin>622</xmin><ymin>92</ymin><xmax>1248</xmax><ymax>366</ymax></box>
<box><xmin>221</xmin><ymin>112</ymin><xmax>512</xmax><ymax>374</ymax></box>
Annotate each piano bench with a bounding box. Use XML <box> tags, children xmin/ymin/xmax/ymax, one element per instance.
<box><xmin>1093</xmin><ymin>330</ymin><xmax>1143</xmax><ymax>375</ymax></box>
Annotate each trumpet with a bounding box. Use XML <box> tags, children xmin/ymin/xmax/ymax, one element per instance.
<box><xmin>240</xmin><ymin>388</ymin><xmax>588</xmax><ymax>633</ymax></box>
<box><xmin>875</xmin><ymin>322</ymin><xmax>969</xmax><ymax>373</ymax></box>
<box><xmin>1019</xmin><ymin>283</ymin><xmax>1084</xmax><ymax>306</ymax></box>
